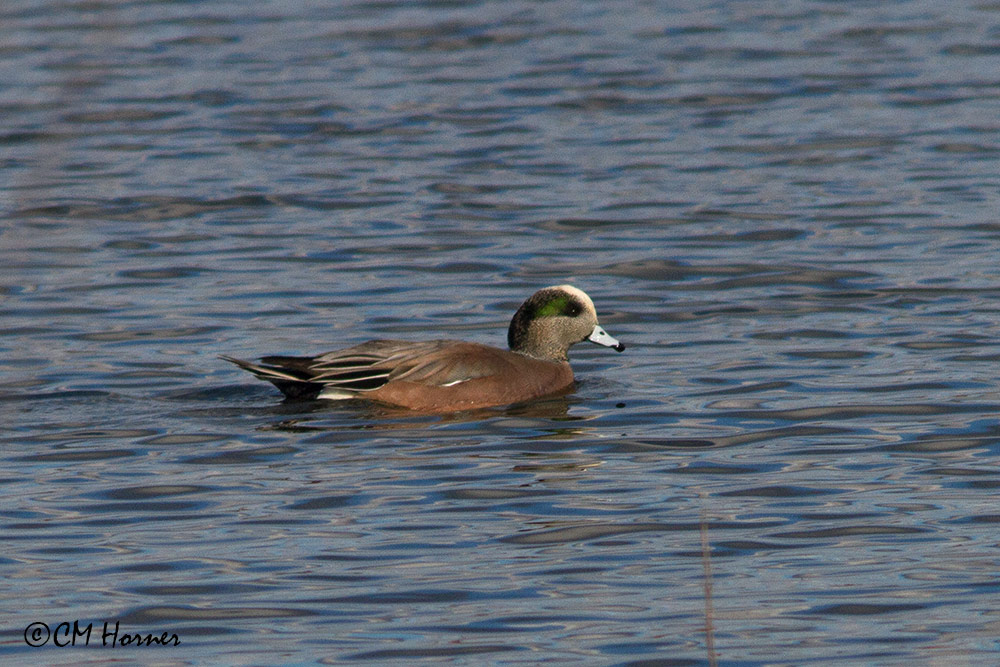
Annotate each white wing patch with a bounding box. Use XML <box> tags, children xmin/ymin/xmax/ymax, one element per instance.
<box><xmin>317</xmin><ymin>387</ymin><xmax>359</xmax><ymax>400</ymax></box>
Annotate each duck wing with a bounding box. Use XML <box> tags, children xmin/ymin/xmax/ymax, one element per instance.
<box><xmin>222</xmin><ymin>339</ymin><xmax>497</xmax><ymax>398</ymax></box>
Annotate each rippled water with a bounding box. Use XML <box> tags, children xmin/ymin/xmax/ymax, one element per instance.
<box><xmin>5</xmin><ymin>0</ymin><xmax>1000</xmax><ymax>663</ymax></box>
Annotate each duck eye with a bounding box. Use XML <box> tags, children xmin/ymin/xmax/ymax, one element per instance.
<box><xmin>566</xmin><ymin>304</ymin><xmax>581</xmax><ymax>317</ymax></box>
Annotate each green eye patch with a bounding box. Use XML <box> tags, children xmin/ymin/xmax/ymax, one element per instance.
<box><xmin>535</xmin><ymin>296</ymin><xmax>573</xmax><ymax>317</ymax></box>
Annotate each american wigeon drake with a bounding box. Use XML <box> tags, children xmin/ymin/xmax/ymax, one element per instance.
<box><xmin>222</xmin><ymin>285</ymin><xmax>624</xmax><ymax>412</ymax></box>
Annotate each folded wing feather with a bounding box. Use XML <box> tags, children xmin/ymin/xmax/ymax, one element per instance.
<box><xmin>224</xmin><ymin>340</ymin><xmax>499</xmax><ymax>397</ymax></box>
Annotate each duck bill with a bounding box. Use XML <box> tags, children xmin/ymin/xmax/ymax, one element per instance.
<box><xmin>587</xmin><ymin>325</ymin><xmax>625</xmax><ymax>352</ymax></box>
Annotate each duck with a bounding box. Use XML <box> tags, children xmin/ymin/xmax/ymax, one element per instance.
<box><xmin>221</xmin><ymin>284</ymin><xmax>624</xmax><ymax>412</ymax></box>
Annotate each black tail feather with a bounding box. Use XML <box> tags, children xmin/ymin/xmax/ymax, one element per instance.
<box><xmin>269</xmin><ymin>379</ymin><xmax>325</xmax><ymax>400</ymax></box>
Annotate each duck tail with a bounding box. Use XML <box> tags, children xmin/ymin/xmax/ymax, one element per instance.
<box><xmin>220</xmin><ymin>355</ymin><xmax>324</xmax><ymax>399</ymax></box>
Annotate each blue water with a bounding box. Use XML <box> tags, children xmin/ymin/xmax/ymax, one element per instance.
<box><xmin>4</xmin><ymin>0</ymin><xmax>1000</xmax><ymax>663</ymax></box>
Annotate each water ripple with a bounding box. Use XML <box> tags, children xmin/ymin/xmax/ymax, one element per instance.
<box><xmin>5</xmin><ymin>0</ymin><xmax>1000</xmax><ymax>663</ymax></box>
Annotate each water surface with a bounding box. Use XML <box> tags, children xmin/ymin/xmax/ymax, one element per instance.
<box><xmin>4</xmin><ymin>0</ymin><xmax>1000</xmax><ymax>663</ymax></box>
